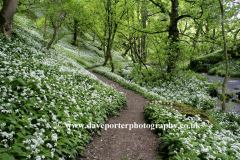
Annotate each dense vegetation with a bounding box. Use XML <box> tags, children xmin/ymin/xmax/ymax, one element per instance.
<box><xmin>188</xmin><ymin>48</ymin><xmax>240</xmax><ymax>77</ymax></box>
<box><xmin>0</xmin><ymin>15</ymin><xmax>126</xmax><ymax>159</ymax></box>
<box><xmin>1</xmin><ymin>0</ymin><xmax>240</xmax><ymax>159</ymax></box>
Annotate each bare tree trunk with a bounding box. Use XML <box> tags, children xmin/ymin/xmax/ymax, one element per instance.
<box><xmin>78</xmin><ymin>26</ymin><xmax>81</xmax><ymax>55</ymax></box>
<box><xmin>109</xmin><ymin>49</ymin><xmax>114</xmax><ymax>72</ymax></box>
<box><xmin>103</xmin><ymin>31</ymin><xmax>111</xmax><ymax>66</ymax></box>
<box><xmin>73</xmin><ymin>19</ymin><xmax>79</xmax><ymax>45</ymax></box>
<box><xmin>0</xmin><ymin>0</ymin><xmax>19</xmax><ymax>37</ymax></box>
<box><xmin>46</xmin><ymin>26</ymin><xmax>57</xmax><ymax>50</ymax></box>
<box><xmin>219</xmin><ymin>0</ymin><xmax>229</xmax><ymax>111</ymax></box>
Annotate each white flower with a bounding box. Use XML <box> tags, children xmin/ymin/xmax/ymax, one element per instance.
<box><xmin>51</xmin><ymin>151</ymin><xmax>54</xmax><ymax>158</ymax></box>
<box><xmin>46</xmin><ymin>143</ymin><xmax>52</xmax><ymax>148</ymax></box>
<box><xmin>46</xmin><ymin>123</ymin><xmax>51</xmax><ymax>129</ymax></box>
<box><xmin>1</xmin><ymin>123</ymin><xmax>6</xmax><ymax>127</ymax></box>
<box><xmin>51</xmin><ymin>133</ymin><xmax>57</xmax><ymax>142</ymax></box>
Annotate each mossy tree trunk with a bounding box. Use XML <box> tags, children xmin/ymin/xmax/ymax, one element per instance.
<box><xmin>167</xmin><ymin>0</ymin><xmax>180</xmax><ymax>73</ymax></box>
<box><xmin>219</xmin><ymin>0</ymin><xmax>229</xmax><ymax>111</ymax></box>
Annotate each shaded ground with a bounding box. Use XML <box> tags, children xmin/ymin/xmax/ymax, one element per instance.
<box><xmin>78</xmin><ymin>68</ymin><xmax>159</xmax><ymax>160</ymax></box>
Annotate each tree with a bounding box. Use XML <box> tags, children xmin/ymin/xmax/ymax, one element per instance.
<box><xmin>0</xmin><ymin>0</ymin><xmax>19</xmax><ymax>37</ymax></box>
<box><xmin>102</xmin><ymin>0</ymin><xmax>129</xmax><ymax>72</ymax></box>
<box><xmin>88</xmin><ymin>0</ymin><xmax>129</xmax><ymax>72</ymax></box>
<box><xmin>67</xmin><ymin>0</ymin><xmax>89</xmax><ymax>46</ymax></box>
<box><xmin>148</xmin><ymin>0</ymin><xmax>203</xmax><ymax>73</ymax></box>
<box><xmin>45</xmin><ymin>0</ymin><xmax>71</xmax><ymax>50</ymax></box>
<box><xmin>219</xmin><ymin>0</ymin><xmax>228</xmax><ymax>111</ymax></box>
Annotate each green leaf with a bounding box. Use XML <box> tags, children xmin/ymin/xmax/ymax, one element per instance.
<box><xmin>11</xmin><ymin>146</ymin><xmax>25</xmax><ymax>156</ymax></box>
<box><xmin>0</xmin><ymin>148</ymin><xmax>6</xmax><ymax>153</ymax></box>
<box><xmin>16</xmin><ymin>132</ymin><xmax>25</xmax><ymax>138</ymax></box>
<box><xmin>0</xmin><ymin>153</ymin><xmax>15</xmax><ymax>160</ymax></box>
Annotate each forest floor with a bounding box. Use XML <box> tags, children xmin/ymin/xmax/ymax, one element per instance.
<box><xmin>77</xmin><ymin>68</ymin><xmax>160</xmax><ymax>160</ymax></box>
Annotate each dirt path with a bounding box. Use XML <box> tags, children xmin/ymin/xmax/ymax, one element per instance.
<box><xmin>78</xmin><ymin>69</ymin><xmax>159</xmax><ymax>160</ymax></box>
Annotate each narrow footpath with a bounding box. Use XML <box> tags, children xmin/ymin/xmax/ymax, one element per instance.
<box><xmin>78</xmin><ymin>68</ymin><xmax>159</xmax><ymax>160</ymax></box>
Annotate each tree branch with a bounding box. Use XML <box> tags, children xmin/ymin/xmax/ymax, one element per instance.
<box><xmin>180</xmin><ymin>33</ymin><xmax>221</xmax><ymax>45</ymax></box>
<box><xmin>176</xmin><ymin>15</ymin><xmax>191</xmax><ymax>22</ymax></box>
<box><xmin>148</xmin><ymin>0</ymin><xmax>170</xmax><ymax>16</ymax></box>
<box><xmin>147</xmin><ymin>11</ymin><xmax>161</xmax><ymax>17</ymax></box>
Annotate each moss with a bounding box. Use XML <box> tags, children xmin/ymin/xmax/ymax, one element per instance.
<box><xmin>162</xmin><ymin>102</ymin><xmax>215</xmax><ymax>124</ymax></box>
<box><xmin>188</xmin><ymin>48</ymin><xmax>240</xmax><ymax>78</ymax></box>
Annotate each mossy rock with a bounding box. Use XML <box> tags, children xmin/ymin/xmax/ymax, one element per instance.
<box><xmin>163</xmin><ymin>102</ymin><xmax>215</xmax><ymax>124</ymax></box>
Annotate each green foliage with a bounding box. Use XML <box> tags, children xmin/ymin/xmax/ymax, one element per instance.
<box><xmin>116</xmin><ymin>64</ymin><xmax>220</xmax><ymax>110</ymax></box>
<box><xmin>56</xmin><ymin>36</ymin><xmax>105</xmax><ymax>69</ymax></box>
<box><xmin>144</xmin><ymin>104</ymin><xmax>240</xmax><ymax>159</ymax></box>
<box><xmin>208</xmin><ymin>110</ymin><xmax>240</xmax><ymax>135</ymax></box>
<box><xmin>208</xmin><ymin>58</ymin><xmax>240</xmax><ymax>77</ymax></box>
<box><xmin>189</xmin><ymin>50</ymin><xmax>224</xmax><ymax>71</ymax></box>
<box><xmin>93</xmin><ymin>67</ymin><xmax>162</xmax><ymax>101</ymax></box>
<box><xmin>189</xmin><ymin>49</ymin><xmax>240</xmax><ymax>77</ymax></box>
<box><xmin>0</xmin><ymin>16</ymin><xmax>126</xmax><ymax>159</ymax></box>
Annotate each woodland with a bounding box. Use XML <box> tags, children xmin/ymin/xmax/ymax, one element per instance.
<box><xmin>0</xmin><ymin>0</ymin><xmax>240</xmax><ymax>159</ymax></box>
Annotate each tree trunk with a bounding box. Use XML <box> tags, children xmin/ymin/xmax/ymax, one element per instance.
<box><xmin>167</xmin><ymin>0</ymin><xmax>179</xmax><ymax>73</ymax></box>
<box><xmin>0</xmin><ymin>0</ymin><xmax>19</xmax><ymax>37</ymax></box>
<box><xmin>190</xmin><ymin>23</ymin><xmax>201</xmax><ymax>69</ymax></box>
<box><xmin>43</xmin><ymin>14</ymin><xmax>47</xmax><ymax>38</ymax></box>
<box><xmin>73</xmin><ymin>19</ymin><xmax>78</xmax><ymax>45</ymax></box>
<box><xmin>122</xmin><ymin>45</ymin><xmax>130</xmax><ymax>57</ymax></box>
<box><xmin>46</xmin><ymin>26</ymin><xmax>58</xmax><ymax>50</ymax></box>
<box><xmin>78</xmin><ymin>26</ymin><xmax>81</xmax><ymax>55</ymax></box>
<box><xmin>103</xmin><ymin>28</ymin><xmax>111</xmax><ymax>66</ymax></box>
<box><xmin>103</xmin><ymin>0</ymin><xmax>111</xmax><ymax>66</ymax></box>
<box><xmin>210</xmin><ymin>28</ymin><xmax>216</xmax><ymax>53</ymax></box>
<box><xmin>141</xmin><ymin>0</ymin><xmax>147</xmax><ymax>62</ymax></box>
<box><xmin>109</xmin><ymin>48</ymin><xmax>114</xmax><ymax>72</ymax></box>
<box><xmin>219</xmin><ymin>0</ymin><xmax>229</xmax><ymax>111</ymax></box>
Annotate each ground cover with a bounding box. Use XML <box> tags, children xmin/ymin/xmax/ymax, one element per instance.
<box><xmin>0</xmin><ymin>15</ymin><xmax>126</xmax><ymax>159</ymax></box>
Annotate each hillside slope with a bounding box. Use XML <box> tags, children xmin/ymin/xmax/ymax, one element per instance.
<box><xmin>0</xmin><ymin>15</ymin><xmax>126</xmax><ymax>159</ymax></box>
